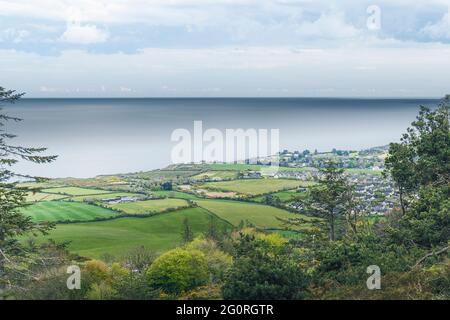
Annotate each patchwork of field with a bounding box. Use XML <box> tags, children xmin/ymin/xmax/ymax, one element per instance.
<box><xmin>107</xmin><ymin>198</ymin><xmax>189</xmax><ymax>214</ymax></box>
<box><xmin>26</xmin><ymin>192</ymin><xmax>68</xmax><ymax>202</ymax></box>
<box><xmin>71</xmin><ymin>192</ymin><xmax>143</xmax><ymax>202</ymax></box>
<box><xmin>42</xmin><ymin>187</ymin><xmax>112</xmax><ymax>196</ymax></box>
<box><xmin>195</xmin><ymin>199</ymin><xmax>312</xmax><ymax>228</ymax></box>
<box><xmin>21</xmin><ymin>201</ymin><xmax>119</xmax><ymax>222</ymax></box>
<box><xmin>200</xmin><ymin>179</ymin><xmax>311</xmax><ymax>196</ymax></box>
<box><xmin>19</xmin><ymin>170</ymin><xmax>319</xmax><ymax>259</ymax></box>
<box><xmin>31</xmin><ymin>208</ymin><xmax>230</xmax><ymax>258</ymax></box>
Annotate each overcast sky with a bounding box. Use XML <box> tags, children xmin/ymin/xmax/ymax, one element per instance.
<box><xmin>0</xmin><ymin>0</ymin><xmax>449</xmax><ymax>98</ymax></box>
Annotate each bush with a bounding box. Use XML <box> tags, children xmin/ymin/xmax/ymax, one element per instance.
<box><xmin>146</xmin><ymin>248</ymin><xmax>209</xmax><ymax>295</ymax></box>
<box><xmin>84</xmin><ymin>260</ymin><xmax>110</xmax><ymax>284</ymax></box>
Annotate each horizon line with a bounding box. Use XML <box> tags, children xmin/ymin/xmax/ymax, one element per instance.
<box><xmin>21</xmin><ymin>96</ymin><xmax>443</xmax><ymax>100</ymax></box>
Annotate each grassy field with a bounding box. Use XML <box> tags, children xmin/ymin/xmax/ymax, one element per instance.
<box><xmin>28</xmin><ymin>208</ymin><xmax>230</xmax><ymax>258</ymax></box>
<box><xmin>251</xmin><ymin>190</ymin><xmax>304</xmax><ymax>203</ymax></box>
<box><xmin>150</xmin><ymin>190</ymin><xmax>200</xmax><ymax>200</ymax></box>
<box><xmin>71</xmin><ymin>192</ymin><xmax>143</xmax><ymax>202</ymax></box>
<box><xmin>200</xmin><ymin>179</ymin><xmax>312</xmax><ymax>196</ymax></box>
<box><xmin>21</xmin><ymin>201</ymin><xmax>119</xmax><ymax>222</ymax></box>
<box><xmin>191</xmin><ymin>171</ymin><xmax>238</xmax><ymax>180</ymax></box>
<box><xmin>26</xmin><ymin>192</ymin><xmax>68</xmax><ymax>202</ymax></box>
<box><xmin>128</xmin><ymin>170</ymin><xmax>200</xmax><ymax>181</ymax></box>
<box><xmin>108</xmin><ymin>198</ymin><xmax>189</xmax><ymax>214</ymax></box>
<box><xmin>42</xmin><ymin>187</ymin><xmax>112</xmax><ymax>196</ymax></box>
<box><xmin>195</xmin><ymin>199</ymin><xmax>312</xmax><ymax>228</ymax></box>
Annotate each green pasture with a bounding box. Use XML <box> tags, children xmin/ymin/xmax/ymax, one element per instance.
<box><xmin>70</xmin><ymin>192</ymin><xmax>143</xmax><ymax>202</ymax></box>
<box><xmin>107</xmin><ymin>198</ymin><xmax>189</xmax><ymax>214</ymax></box>
<box><xmin>150</xmin><ymin>190</ymin><xmax>200</xmax><ymax>200</ymax></box>
<box><xmin>195</xmin><ymin>199</ymin><xmax>312</xmax><ymax>229</ymax></box>
<box><xmin>42</xmin><ymin>187</ymin><xmax>112</xmax><ymax>196</ymax></box>
<box><xmin>28</xmin><ymin>208</ymin><xmax>230</xmax><ymax>258</ymax></box>
<box><xmin>21</xmin><ymin>201</ymin><xmax>119</xmax><ymax>222</ymax></box>
<box><xmin>200</xmin><ymin>179</ymin><xmax>312</xmax><ymax>196</ymax></box>
<box><xmin>26</xmin><ymin>192</ymin><xmax>68</xmax><ymax>202</ymax></box>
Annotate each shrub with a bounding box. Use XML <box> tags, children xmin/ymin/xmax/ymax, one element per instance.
<box><xmin>146</xmin><ymin>248</ymin><xmax>209</xmax><ymax>295</ymax></box>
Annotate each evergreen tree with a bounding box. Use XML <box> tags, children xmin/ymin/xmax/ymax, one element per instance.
<box><xmin>305</xmin><ymin>161</ymin><xmax>356</xmax><ymax>241</ymax></box>
<box><xmin>386</xmin><ymin>96</ymin><xmax>449</xmax><ymax>250</ymax></box>
<box><xmin>222</xmin><ymin>233</ymin><xmax>309</xmax><ymax>299</ymax></box>
<box><xmin>0</xmin><ymin>87</ymin><xmax>57</xmax><ymax>292</ymax></box>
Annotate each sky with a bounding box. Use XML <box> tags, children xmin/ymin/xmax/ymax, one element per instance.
<box><xmin>0</xmin><ymin>0</ymin><xmax>449</xmax><ymax>98</ymax></box>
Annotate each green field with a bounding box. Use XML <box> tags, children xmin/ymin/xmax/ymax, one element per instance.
<box><xmin>21</xmin><ymin>201</ymin><xmax>119</xmax><ymax>222</ymax></box>
<box><xmin>29</xmin><ymin>208</ymin><xmax>230</xmax><ymax>258</ymax></box>
<box><xmin>195</xmin><ymin>199</ymin><xmax>312</xmax><ymax>228</ymax></box>
<box><xmin>251</xmin><ymin>190</ymin><xmax>304</xmax><ymax>203</ymax></box>
<box><xmin>42</xmin><ymin>187</ymin><xmax>112</xmax><ymax>196</ymax></box>
<box><xmin>71</xmin><ymin>192</ymin><xmax>143</xmax><ymax>202</ymax></box>
<box><xmin>26</xmin><ymin>192</ymin><xmax>68</xmax><ymax>202</ymax></box>
<box><xmin>200</xmin><ymin>179</ymin><xmax>312</xmax><ymax>196</ymax></box>
<box><xmin>191</xmin><ymin>171</ymin><xmax>238</xmax><ymax>180</ymax></box>
<box><xmin>108</xmin><ymin>198</ymin><xmax>189</xmax><ymax>214</ymax></box>
<box><xmin>150</xmin><ymin>190</ymin><xmax>200</xmax><ymax>200</ymax></box>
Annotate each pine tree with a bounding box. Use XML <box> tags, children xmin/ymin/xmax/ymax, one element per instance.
<box><xmin>304</xmin><ymin>161</ymin><xmax>356</xmax><ymax>241</ymax></box>
<box><xmin>0</xmin><ymin>87</ymin><xmax>57</xmax><ymax>292</ymax></box>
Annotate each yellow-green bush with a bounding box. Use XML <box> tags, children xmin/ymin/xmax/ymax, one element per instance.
<box><xmin>145</xmin><ymin>248</ymin><xmax>209</xmax><ymax>296</ymax></box>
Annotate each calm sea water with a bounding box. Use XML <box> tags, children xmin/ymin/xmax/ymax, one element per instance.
<box><xmin>3</xmin><ymin>98</ymin><xmax>439</xmax><ymax>178</ymax></box>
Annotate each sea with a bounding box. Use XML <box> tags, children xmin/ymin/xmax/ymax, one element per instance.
<box><xmin>3</xmin><ymin>98</ymin><xmax>440</xmax><ymax>178</ymax></box>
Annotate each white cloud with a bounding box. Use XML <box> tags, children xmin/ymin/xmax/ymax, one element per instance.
<box><xmin>60</xmin><ymin>22</ymin><xmax>108</xmax><ymax>44</ymax></box>
<box><xmin>0</xmin><ymin>28</ymin><xmax>30</xmax><ymax>43</ymax></box>
<box><xmin>420</xmin><ymin>9</ymin><xmax>450</xmax><ymax>40</ymax></box>
<box><xmin>1</xmin><ymin>44</ymin><xmax>449</xmax><ymax>97</ymax></box>
<box><xmin>295</xmin><ymin>11</ymin><xmax>360</xmax><ymax>39</ymax></box>
<box><xmin>1</xmin><ymin>0</ymin><xmax>450</xmax><ymax>48</ymax></box>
